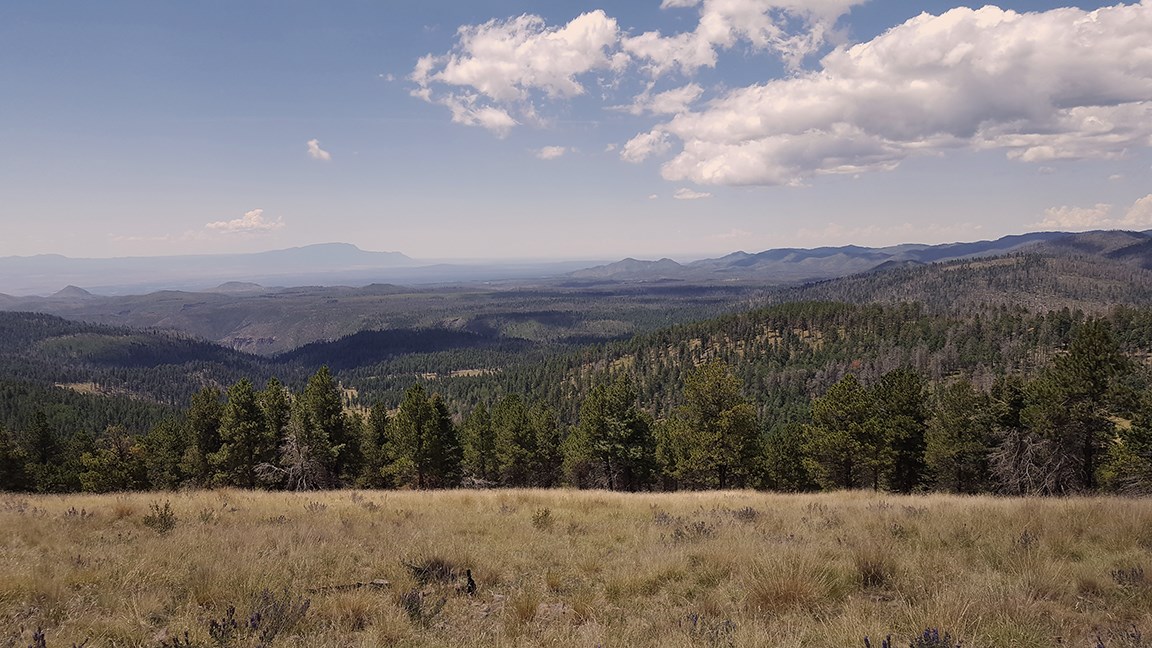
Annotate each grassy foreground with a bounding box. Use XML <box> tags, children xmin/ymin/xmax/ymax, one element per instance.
<box><xmin>3</xmin><ymin>490</ymin><xmax>1152</xmax><ymax>647</ymax></box>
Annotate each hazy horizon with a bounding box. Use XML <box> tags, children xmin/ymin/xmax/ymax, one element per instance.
<box><xmin>0</xmin><ymin>225</ymin><xmax>1099</xmax><ymax>265</ymax></box>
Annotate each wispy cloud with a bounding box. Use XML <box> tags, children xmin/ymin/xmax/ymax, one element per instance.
<box><xmin>205</xmin><ymin>209</ymin><xmax>284</xmax><ymax>235</ymax></box>
<box><xmin>673</xmin><ymin>187</ymin><xmax>711</xmax><ymax>200</ymax></box>
<box><xmin>536</xmin><ymin>146</ymin><xmax>568</xmax><ymax>160</ymax></box>
<box><xmin>307</xmin><ymin>139</ymin><xmax>332</xmax><ymax>161</ymax></box>
<box><xmin>709</xmin><ymin>228</ymin><xmax>751</xmax><ymax>240</ymax></box>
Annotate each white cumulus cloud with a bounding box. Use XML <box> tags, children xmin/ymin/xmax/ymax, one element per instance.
<box><xmin>306</xmin><ymin>139</ymin><xmax>332</xmax><ymax>161</ymax></box>
<box><xmin>205</xmin><ymin>209</ymin><xmax>284</xmax><ymax>235</ymax></box>
<box><xmin>621</xmin><ymin>130</ymin><xmax>672</xmax><ymax>163</ymax></box>
<box><xmin>1035</xmin><ymin>204</ymin><xmax>1114</xmax><ymax>230</ymax></box>
<box><xmin>621</xmin><ymin>83</ymin><xmax>704</xmax><ymax>116</ymax></box>
<box><xmin>624</xmin><ymin>0</ymin><xmax>865</xmax><ymax>76</ymax></box>
<box><xmin>413</xmin><ymin>1</ymin><xmax>863</xmax><ymax>133</ymax></box>
<box><xmin>1035</xmin><ymin>195</ymin><xmax>1152</xmax><ymax>231</ymax></box>
<box><xmin>412</xmin><ymin>2</ymin><xmax>1152</xmax><ymax>190</ymax></box>
<box><xmin>411</xmin><ymin>11</ymin><xmax>622</xmax><ymax>134</ymax></box>
<box><xmin>1121</xmin><ymin>194</ymin><xmax>1152</xmax><ymax>228</ymax></box>
<box><xmin>656</xmin><ymin>3</ymin><xmax>1152</xmax><ymax>186</ymax></box>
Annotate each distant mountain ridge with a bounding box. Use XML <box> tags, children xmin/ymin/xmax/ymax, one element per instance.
<box><xmin>0</xmin><ymin>243</ymin><xmax>413</xmax><ymax>295</ymax></box>
<box><xmin>571</xmin><ymin>231</ymin><xmax>1078</xmax><ymax>283</ymax></box>
<box><xmin>5</xmin><ymin>230</ymin><xmax>1121</xmax><ymax>295</ymax></box>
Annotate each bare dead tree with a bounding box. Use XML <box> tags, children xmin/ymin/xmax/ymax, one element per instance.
<box><xmin>990</xmin><ymin>427</ymin><xmax>1080</xmax><ymax>496</ymax></box>
<box><xmin>256</xmin><ymin>415</ymin><xmax>331</xmax><ymax>491</ymax></box>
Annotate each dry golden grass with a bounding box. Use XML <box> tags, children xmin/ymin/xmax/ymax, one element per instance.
<box><xmin>2</xmin><ymin>490</ymin><xmax>1152</xmax><ymax>647</ymax></box>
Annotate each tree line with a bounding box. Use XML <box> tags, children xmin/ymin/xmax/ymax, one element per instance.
<box><xmin>3</xmin><ymin>317</ymin><xmax>1150</xmax><ymax>496</ymax></box>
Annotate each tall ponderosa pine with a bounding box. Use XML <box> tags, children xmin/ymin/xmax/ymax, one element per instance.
<box><xmin>668</xmin><ymin>361</ymin><xmax>760</xmax><ymax>489</ymax></box>
<box><xmin>181</xmin><ymin>387</ymin><xmax>223</xmax><ymax>486</ymax></box>
<box><xmin>461</xmin><ymin>402</ymin><xmax>498</xmax><ymax>484</ymax></box>
<box><xmin>21</xmin><ymin>410</ymin><xmax>83</xmax><ymax>493</ymax></box>
<box><xmin>259</xmin><ymin>378</ymin><xmax>291</xmax><ymax>447</ymax></box>
<box><xmin>0</xmin><ymin>426</ymin><xmax>30</xmax><ymax>491</ymax></box>
<box><xmin>141</xmin><ymin>418</ymin><xmax>188</xmax><ymax>490</ymax></box>
<box><xmin>357</xmin><ymin>402</ymin><xmax>392</xmax><ymax>488</ymax></box>
<box><xmin>213</xmin><ymin>379</ymin><xmax>276</xmax><ymax>488</ymax></box>
<box><xmin>874</xmin><ymin>368</ymin><xmax>927</xmax><ymax>493</ymax></box>
<box><xmin>564</xmin><ymin>375</ymin><xmax>655</xmax><ymax>491</ymax></box>
<box><xmin>1018</xmin><ymin>320</ymin><xmax>1131</xmax><ymax>493</ymax></box>
<box><xmin>926</xmin><ymin>378</ymin><xmax>993</xmax><ymax>493</ymax></box>
<box><xmin>491</xmin><ymin>394</ymin><xmax>561</xmax><ymax>487</ymax></box>
<box><xmin>803</xmin><ymin>374</ymin><xmax>878</xmax><ymax>490</ymax></box>
<box><xmin>761</xmin><ymin>422</ymin><xmax>814</xmax><ymax>492</ymax></box>
<box><xmin>389</xmin><ymin>385</ymin><xmax>461</xmax><ymax>489</ymax></box>
<box><xmin>299</xmin><ymin>367</ymin><xmax>354</xmax><ymax>484</ymax></box>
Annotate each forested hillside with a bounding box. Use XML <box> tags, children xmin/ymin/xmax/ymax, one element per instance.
<box><xmin>778</xmin><ymin>253</ymin><xmax>1152</xmax><ymax>312</ymax></box>
<box><xmin>0</xmin><ymin>312</ymin><xmax>283</xmax><ymax>404</ymax></box>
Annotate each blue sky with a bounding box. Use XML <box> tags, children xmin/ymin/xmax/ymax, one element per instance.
<box><xmin>2</xmin><ymin>1</ymin><xmax>1150</xmax><ymax>261</ymax></box>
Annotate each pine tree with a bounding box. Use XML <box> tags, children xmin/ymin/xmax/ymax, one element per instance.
<box><xmin>803</xmin><ymin>374</ymin><xmax>877</xmax><ymax>490</ymax></box>
<box><xmin>259</xmin><ymin>378</ymin><xmax>291</xmax><ymax>448</ymax></box>
<box><xmin>528</xmin><ymin>404</ymin><xmax>563</xmax><ymax>488</ymax></box>
<box><xmin>925</xmin><ymin>378</ymin><xmax>993</xmax><ymax>493</ymax></box>
<box><xmin>181</xmin><ymin>387</ymin><xmax>223</xmax><ymax>486</ymax></box>
<box><xmin>761</xmin><ymin>422</ymin><xmax>814</xmax><ymax>492</ymax></box>
<box><xmin>1019</xmin><ymin>320</ymin><xmax>1130</xmax><ymax>493</ymax></box>
<box><xmin>564</xmin><ymin>375</ymin><xmax>655</xmax><ymax>490</ymax></box>
<box><xmin>0</xmin><ymin>425</ymin><xmax>30</xmax><ymax>491</ymax></box>
<box><xmin>673</xmin><ymin>361</ymin><xmax>760</xmax><ymax>489</ymax></box>
<box><xmin>874</xmin><ymin>368</ymin><xmax>927</xmax><ymax>493</ymax></box>
<box><xmin>357</xmin><ymin>402</ymin><xmax>392</xmax><ymax>488</ymax></box>
<box><xmin>141</xmin><ymin>418</ymin><xmax>188</xmax><ymax>490</ymax></box>
<box><xmin>79</xmin><ymin>425</ymin><xmax>149</xmax><ymax>492</ymax></box>
<box><xmin>213</xmin><ymin>379</ymin><xmax>276</xmax><ymax>488</ymax></box>
<box><xmin>20</xmin><ymin>410</ymin><xmax>80</xmax><ymax>493</ymax></box>
<box><xmin>462</xmin><ymin>402</ymin><xmax>498</xmax><ymax>484</ymax></box>
<box><xmin>300</xmin><ymin>367</ymin><xmax>351</xmax><ymax>482</ymax></box>
<box><xmin>389</xmin><ymin>385</ymin><xmax>461</xmax><ymax>489</ymax></box>
<box><xmin>492</xmin><ymin>394</ymin><xmax>535</xmax><ymax>487</ymax></box>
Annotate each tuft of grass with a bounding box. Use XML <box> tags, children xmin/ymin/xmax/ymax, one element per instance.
<box><xmin>854</xmin><ymin>543</ymin><xmax>897</xmax><ymax>590</ymax></box>
<box><xmin>110</xmin><ymin>497</ymin><xmax>135</xmax><ymax>520</ymax></box>
<box><xmin>142</xmin><ymin>500</ymin><xmax>177</xmax><ymax>534</ymax></box>
<box><xmin>531</xmin><ymin>507</ymin><xmax>554</xmax><ymax>531</ymax></box>
<box><xmin>505</xmin><ymin>588</ymin><xmax>540</xmax><ymax>629</ymax></box>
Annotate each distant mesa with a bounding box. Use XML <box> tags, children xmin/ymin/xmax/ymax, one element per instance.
<box><xmin>51</xmin><ymin>285</ymin><xmax>95</xmax><ymax>299</ymax></box>
<box><xmin>208</xmin><ymin>281</ymin><xmax>266</xmax><ymax>294</ymax></box>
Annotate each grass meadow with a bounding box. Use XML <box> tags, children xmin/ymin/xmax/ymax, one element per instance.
<box><xmin>3</xmin><ymin>489</ymin><xmax>1152</xmax><ymax>647</ymax></box>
